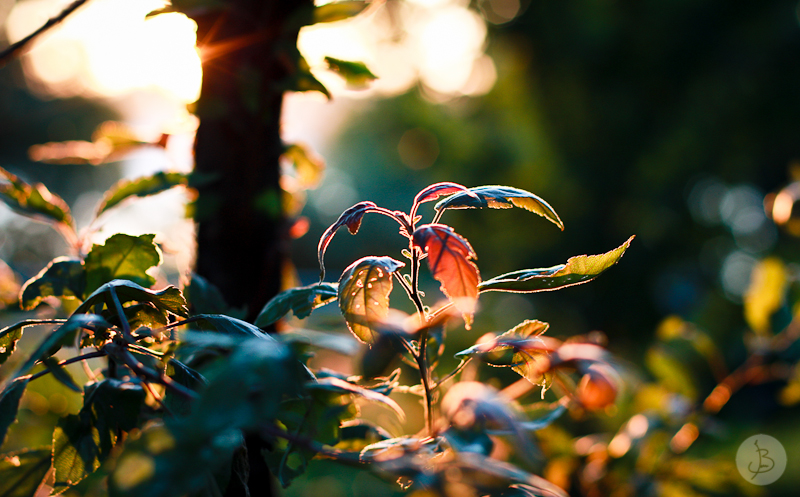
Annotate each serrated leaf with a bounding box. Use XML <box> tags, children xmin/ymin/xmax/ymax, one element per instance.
<box><xmin>84</xmin><ymin>234</ymin><xmax>162</xmax><ymax>295</ymax></box>
<box><xmin>0</xmin><ymin>378</ymin><xmax>28</xmax><ymax>448</ymax></box>
<box><xmin>324</xmin><ymin>57</ymin><xmax>377</xmax><ymax>89</ymax></box>
<box><xmin>312</xmin><ymin>1</ymin><xmax>369</xmax><ymax>23</ymax></box>
<box><xmin>434</xmin><ymin>185</ymin><xmax>564</xmax><ymax>231</ymax></box>
<box><xmin>254</xmin><ymin>283</ymin><xmax>338</xmax><ymax>327</ymax></box>
<box><xmin>318</xmin><ymin>201</ymin><xmax>378</xmax><ymax>280</ymax></box>
<box><xmin>97</xmin><ymin>172</ymin><xmax>189</xmax><ymax>216</ymax></box>
<box><xmin>0</xmin><ymin>447</ymin><xmax>51</xmax><ymax>497</ymax></box>
<box><xmin>412</xmin><ymin>224</ymin><xmax>480</xmax><ymax>327</ymax></box>
<box><xmin>76</xmin><ymin>280</ymin><xmax>188</xmax><ymax>318</ymax></box>
<box><xmin>478</xmin><ymin>236</ymin><xmax>634</xmax><ymax>294</ymax></box>
<box><xmin>338</xmin><ymin>256</ymin><xmax>405</xmax><ymax>344</ymax></box>
<box><xmin>306</xmin><ymin>377</ymin><xmax>405</xmax><ymax>422</ymax></box>
<box><xmin>19</xmin><ymin>258</ymin><xmax>85</xmax><ymax>311</ymax></box>
<box><xmin>118</xmin><ymin>303</ymin><xmax>168</xmax><ymax>331</ymax></box>
<box><xmin>0</xmin><ymin>166</ymin><xmax>76</xmax><ymax>232</ymax></box>
<box><xmin>283</xmin><ymin>143</ymin><xmax>325</xmax><ymax>189</ymax></box>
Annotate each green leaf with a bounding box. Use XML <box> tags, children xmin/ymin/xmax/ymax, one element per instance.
<box><xmin>306</xmin><ymin>377</ymin><xmax>405</xmax><ymax>422</ymax></box>
<box><xmin>96</xmin><ymin>172</ymin><xmax>190</xmax><ymax>216</ymax></box>
<box><xmin>434</xmin><ymin>185</ymin><xmax>564</xmax><ymax>231</ymax></box>
<box><xmin>478</xmin><ymin>236</ymin><xmax>634</xmax><ymax>293</ymax></box>
<box><xmin>287</xmin><ymin>54</ymin><xmax>330</xmax><ymax>99</ymax></box>
<box><xmin>19</xmin><ymin>258</ymin><xmax>85</xmax><ymax>311</ymax></box>
<box><xmin>312</xmin><ymin>1</ymin><xmax>369</xmax><ymax>23</ymax></box>
<box><xmin>0</xmin><ymin>166</ymin><xmax>76</xmax><ymax>232</ymax></box>
<box><xmin>117</xmin><ymin>304</ymin><xmax>168</xmax><ymax>331</ymax></box>
<box><xmin>0</xmin><ymin>378</ymin><xmax>28</xmax><ymax>448</ymax></box>
<box><xmin>324</xmin><ymin>57</ymin><xmax>377</xmax><ymax>89</ymax></box>
<box><xmin>413</xmin><ymin>224</ymin><xmax>480</xmax><ymax>328</ymax></box>
<box><xmin>338</xmin><ymin>256</ymin><xmax>404</xmax><ymax>344</ymax></box>
<box><xmin>254</xmin><ymin>283</ymin><xmax>338</xmax><ymax>327</ymax></box>
<box><xmin>282</xmin><ymin>144</ymin><xmax>325</xmax><ymax>189</ymax></box>
<box><xmin>76</xmin><ymin>280</ymin><xmax>188</xmax><ymax>318</ymax></box>
<box><xmin>189</xmin><ymin>314</ymin><xmax>264</xmax><ymax>336</ymax></box>
<box><xmin>84</xmin><ymin>234</ymin><xmax>162</xmax><ymax>295</ymax></box>
<box><xmin>53</xmin><ymin>379</ymin><xmax>146</xmax><ymax>493</ymax></box>
<box><xmin>0</xmin><ymin>447</ymin><xmax>52</xmax><ymax>497</ymax></box>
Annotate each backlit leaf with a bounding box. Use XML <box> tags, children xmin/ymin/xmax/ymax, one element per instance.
<box><xmin>254</xmin><ymin>283</ymin><xmax>338</xmax><ymax>327</ymax></box>
<box><xmin>478</xmin><ymin>236</ymin><xmax>634</xmax><ymax>293</ymax></box>
<box><xmin>318</xmin><ymin>201</ymin><xmax>378</xmax><ymax>280</ymax></box>
<box><xmin>435</xmin><ymin>185</ymin><xmax>564</xmax><ymax>230</ymax></box>
<box><xmin>338</xmin><ymin>256</ymin><xmax>405</xmax><ymax>344</ymax></box>
<box><xmin>412</xmin><ymin>224</ymin><xmax>480</xmax><ymax>327</ymax></box>
<box><xmin>324</xmin><ymin>57</ymin><xmax>377</xmax><ymax>89</ymax></box>
<box><xmin>288</xmin><ymin>54</ymin><xmax>330</xmax><ymax>99</ymax></box>
<box><xmin>84</xmin><ymin>234</ymin><xmax>162</xmax><ymax>295</ymax></box>
<box><xmin>306</xmin><ymin>377</ymin><xmax>405</xmax><ymax>422</ymax></box>
<box><xmin>19</xmin><ymin>257</ymin><xmax>85</xmax><ymax>310</ymax></box>
<box><xmin>0</xmin><ymin>447</ymin><xmax>51</xmax><ymax>497</ymax></box>
<box><xmin>413</xmin><ymin>182</ymin><xmax>476</xmax><ymax>208</ymax></box>
<box><xmin>96</xmin><ymin>172</ymin><xmax>189</xmax><ymax>216</ymax></box>
<box><xmin>43</xmin><ymin>356</ymin><xmax>81</xmax><ymax>393</ymax></box>
<box><xmin>312</xmin><ymin>1</ymin><xmax>369</xmax><ymax>23</ymax></box>
<box><xmin>0</xmin><ymin>378</ymin><xmax>28</xmax><ymax>448</ymax></box>
<box><xmin>190</xmin><ymin>314</ymin><xmax>264</xmax><ymax>337</ymax></box>
<box><xmin>75</xmin><ymin>280</ymin><xmax>188</xmax><ymax>318</ymax></box>
<box><xmin>0</xmin><ymin>166</ymin><xmax>75</xmax><ymax>231</ymax></box>
<box><xmin>282</xmin><ymin>143</ymin><xmax>325</xmax><ymax>189</ymax></box>
<box><xmin>744</xmin><ymin>257</ymin><xmax>787</xmax><ymax>335</ymax></box>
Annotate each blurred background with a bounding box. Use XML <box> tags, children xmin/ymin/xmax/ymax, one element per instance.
<box><xmin>2</xmin><ymin>0</ymin><xmax>800</xmax><ymax>495</ymax></box>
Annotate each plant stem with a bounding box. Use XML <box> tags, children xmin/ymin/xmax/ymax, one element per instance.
<box><xmin>27</xmin><ymin>350</ymin><xmax>107</xmax><ymax>381</ymax></box>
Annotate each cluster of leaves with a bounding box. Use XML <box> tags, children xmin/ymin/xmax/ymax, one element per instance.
<box><xmin>0</xmin><ymin>169</ymin><xmax>632</xmax><ymax>496</ymax></box>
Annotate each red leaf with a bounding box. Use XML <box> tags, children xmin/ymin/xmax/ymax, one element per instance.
<box><xmin>317</xmin><ymin>201</ymin><xmax>377</xmax><ymax>280</ymax></box>
<box><xmin>412</xmin><ymin>224</ymin><xmax>480</xmax><ymax>327</ymax></box>
<box><xmin>413</xmin><ymin>182</ymin><xmax>476</xmax><ymax>207</ymax></box>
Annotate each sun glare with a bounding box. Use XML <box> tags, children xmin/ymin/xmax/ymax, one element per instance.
<box><xmin>4</xmin><ymin>0</ymin><xmax>201</xmax><ymax>103</ymax></box>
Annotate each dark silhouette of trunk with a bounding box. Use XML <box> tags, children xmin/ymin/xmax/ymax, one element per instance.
<box><xmin>193</xmin><ymin>0</ymin><xmax>311</xmax><ymax>321</ymax></box>
<box><xmin>192</xmin><ymin>1</ymin><xmax>312</xmax><ymax>495</ymax></box>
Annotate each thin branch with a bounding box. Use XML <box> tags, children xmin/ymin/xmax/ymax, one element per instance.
<box><xmin>27</xmin><ymin>350</ymin><xmax>107</xmax><ymax>381</ymax></box>
<box><xmin>433</xmin><ymin>358</ymin><xmax>470</xmax><ymax>390</ymax></box>
<box><xmin>0</xmin><ymin>0</ymin><xmax>89</xmax><ymax>68</ymax></box>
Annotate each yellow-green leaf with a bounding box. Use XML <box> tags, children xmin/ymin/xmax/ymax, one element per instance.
<box><xmin>338</xmin><ymin>256</ymin><xmax>405</xmax><ymax>344</ymax></box>
<box><xmin>84</xmin><ymin>234</ymin><xmax>162</xmax><ymax>295</ymax></box>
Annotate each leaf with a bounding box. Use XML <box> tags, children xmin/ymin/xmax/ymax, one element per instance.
<box><xmin>744</xmin><ymin>257</ymin><xmax>788</xmax><ymax>335</ymax></box>
<box><xmin>0</xmin><ymin>166</ymin><xmax>75</xmax><ymax>231</ymax></box>
<box><xmin>317</xmin><ymin>201</ymin><xmax>378</xmax><ymax>280</ymax></box>
<box><xmin>412</xmin><ymin>224</ymin><xmax>480</xmax><ymax>327</ymax></box>
<box><xmin>52</xmin><ymin>379</ymin><xmax>146</xmax><ymax>493</ymax></box>
<box><xmin>0</xmin><ymin>378</ymin><xmax>28</xmax><ymax>448</ymax></box>
<box><xmin>287</xmin><ymin>54</ymin><xmax>330</xmax><ymax>99</ymax></box>
<box><xmin>254</xmin><ymin>283</ymin><xmax>338</xmax><ymax>327</ymax></box>
<box><xmin>434</xmin><ymin>185</ymin><xmax>564</xmax><ymax>231</ymax></box>
<box><xmin>75</xmin><ymin>280</ymin><xmax>188</xmax><ymax>318</ymax></box>
<box><xmin>0</xmin><ymin>447</ymin><xmax>52</xmax><ymax>497</ymax></box>
<box><xmin>413</xmin><ymin>182</ymin><xmax>476</xmax><ymax>208</ymax></box>
<box><xmin>283</xmin><ymin>143</ymin><xmax>326</xmax><ymax>190</ymax></box>
<box><xmin>312</xmin><ymin>1</ymin><xmax>369</xmax><ymax>23</ymax></box>
<box><xmin>184</xmin><ymin>273</ymin><xmax>240</xmax><ymax>317</ymax></box>
<box><xmin>338</xmin><ymin>256</ymin><xmax>405</xmax><ymax>344</ymax></box>
<box><xmin>478</xmin><ymin>236</ymin><xmax>634</xmax><ymax>294</ymax></box>
<box><xmin>455</xmin><ymin>453</ymin><xmax>567</xmax><ymax>497</ymax></box>
<box><xmin>324</xmin><ymin>57</ymin><xmax>377</xmax><ymax>89</ymax></box>
<box><xmin>189</xmin><ymin>314</ymin><xmax>264</xmax><ymax>337</ymax></box>
<box><xmin>0</xmin><ymin>323</ymin><xmax>28</xmax><ymax>366</ymax></box>
<box><xmin>83</xmin><ymin>234</ymin><xmax>162</xmax><ymax>295</ymax></box>
<box><xmin>19</xmin><ymin>258</ymin><xmax>85</xmax><ymax>311</ymax></box>
<box><xmin>96</xmin><ymin>172</ymin><xmax>190</xmax><ymax>216</ymax></box>
<box><xmin>305</xmin><ymin>377</ymin><xmax>405</xmax><ymax>422</ymax></box>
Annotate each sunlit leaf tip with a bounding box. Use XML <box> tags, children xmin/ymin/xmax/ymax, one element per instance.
<box><xmin>324</xmin><ymin>57</ymin><xmax>377</xmax><ymax>90</ymax></box>
<box><xmin>434</xmin><ymin>185</ymin><xmax>564</xmax><ymax>231</ymax></box>
<box><xmin>478</xmin><ymin>235</ymin><xmax>634</xmax><ymax>294</ymax></box>
<box><xmin>97</xmin><ymin>171</ymin><xmax>190</xmax><ymax>216</ymax></box>
<box><xmin>318</xmin><ymin>201</ymin><xmax>378</xmax><ymax>280</ymax></box>
<box><xmin>0</xmin><ymin>166</ymin><xmax>76</xmax><ymax>232</ymax></box>
<box><xmin>413</xmin><ymin>182</ymin><xmax>478</xmax><ymax>209</ymax></box>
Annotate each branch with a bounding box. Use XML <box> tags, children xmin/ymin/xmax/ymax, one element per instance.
<box><xmin>0</xmin><ymin>0</ymin><xmax>89</xmax><ymax>69</ymax></box>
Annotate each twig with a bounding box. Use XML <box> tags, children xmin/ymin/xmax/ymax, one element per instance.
<box><xmin>27</xmin><ymin>350</ymin><xmax>107</xmax><ymax>381</ymax></box>
<box><xmin>0</xmin><ymin>0</ymin><xmax>89</xmax><ymax>68</ymax></box>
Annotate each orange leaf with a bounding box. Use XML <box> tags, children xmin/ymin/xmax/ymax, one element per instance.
<box><xmin>412</xmin><ymin>224</ymin><xmax>480</xmax><ymax>327</ymax></box>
